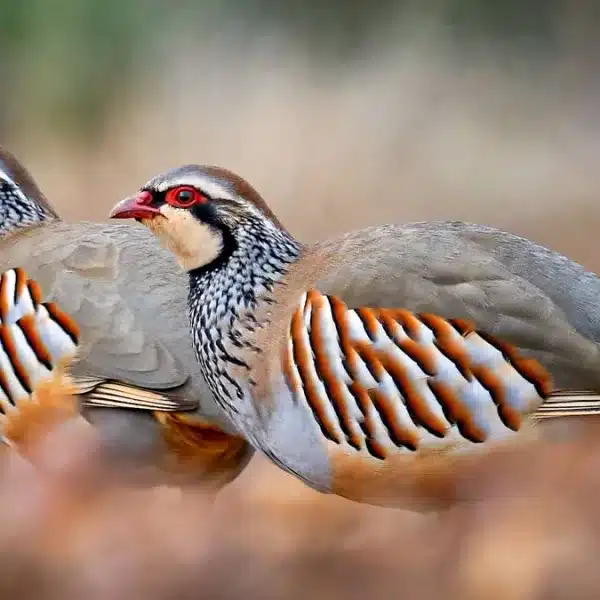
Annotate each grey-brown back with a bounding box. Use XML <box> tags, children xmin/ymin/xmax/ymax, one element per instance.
<box><xmin>313</xmin><ymin>221</ymin><xmax>600</xmax><ymax>391</ymax></box>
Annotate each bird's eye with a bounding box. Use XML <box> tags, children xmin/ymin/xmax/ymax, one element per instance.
<box><xmin>165</xmin><ymin>186</ymin><xmax>206</xmax><ymax>208</ymax></box>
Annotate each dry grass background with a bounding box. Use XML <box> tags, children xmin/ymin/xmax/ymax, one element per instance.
<box><xmin>2</xmin><ymin>23</ymin><xmax>600</xmax><ymax>599</ymax></box>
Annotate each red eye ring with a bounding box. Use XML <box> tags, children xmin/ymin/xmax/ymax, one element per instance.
<box><xmin>165</xmin><ymin>186</ymin><xmax>206</xmax><ymax>208</ymax></box>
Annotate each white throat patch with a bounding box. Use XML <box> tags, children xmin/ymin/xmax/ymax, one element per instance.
<box><xmin>145</xmin><ymin>205</ymin><xmax>224</xmax><ymax>272</ymax></box>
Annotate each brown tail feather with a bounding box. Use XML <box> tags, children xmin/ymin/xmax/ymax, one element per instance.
<box><xmin>534</xmin><ymin>390</ymin><xmax>600</xmax><ymax>419</ymax></box>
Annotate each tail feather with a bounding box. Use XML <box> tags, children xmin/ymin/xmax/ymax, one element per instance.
<box><xmin>534</xmin><ymin>390</ymin><xmax>600</xmax><ymax>419</ymax></box>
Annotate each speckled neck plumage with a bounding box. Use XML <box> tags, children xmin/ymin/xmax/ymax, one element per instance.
<box><xmin>0</xmin><ymin>178</ymin><xmax>57</xmax><ymax>237</ymax></box>
<box><xmin>187</xmin><ymin>214</ymin><xmax>301</xmax><ymax>415</ymax></box>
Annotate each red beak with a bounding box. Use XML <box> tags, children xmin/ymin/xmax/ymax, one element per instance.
<box><xmin>109</xmin><ymin>191</ymin><xmax>162</xmax><ymax>220</ymax></box>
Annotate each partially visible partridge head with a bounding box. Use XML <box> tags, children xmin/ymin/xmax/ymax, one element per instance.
<box><xmin>110</xmin><ymin>165</ymin><xmax>288</xmax><ymax>271</ymax></box>
<box><xmin>0</xmin><ymin>146</ymin><xmax>58</xmax><ymax>237</ymax></box>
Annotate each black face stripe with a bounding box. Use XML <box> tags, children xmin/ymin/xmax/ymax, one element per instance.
<box><xmin>142</xmin><ymin>188</ymin><xmax>166</xmax><ymax>209</ymax></box>
<box><xmin>147</xmin><ymin>183</ymin><xmax>257</xmax><ymax>277</ymax></box>
<box><xmin>145</xmin><ymin>186</ymin><xmax>216</xmax><ymax>214</ymax></box>
<box><xmin>187</xmin><ymin>221</ymin><xmax>238</xmax><ymax>279</ymax></box>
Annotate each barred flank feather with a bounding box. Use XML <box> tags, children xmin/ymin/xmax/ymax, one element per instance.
<box><xmin>283</xmin><ymin>290</ymin><xmax>600</xmax><ymax>461</ymax></box>
<box><xmin>0</xmin><ymin>268</ymin><xmax>79</xmax><ymax>417</ymax></box>
<box><xmin>284</xmin><ymin>290</ymin><xmax>561</xmax><ymax>459</ymax></box>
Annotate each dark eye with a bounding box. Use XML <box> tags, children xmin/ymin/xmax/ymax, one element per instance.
<box><xmin>165</xmin><ymin>186</ymin><xmax>206</xmax><ymax>208</ymax></box>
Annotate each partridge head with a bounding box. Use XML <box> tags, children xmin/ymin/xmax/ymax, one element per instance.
<box><xmin>112</xmin><ymin>164</ymin><xmax>600</xmax><ymax>509</ymax></box>
<box><xmin>0</xmin><ymin>148</ymin><xmax>254</xmax><ymax>493</ymax></box>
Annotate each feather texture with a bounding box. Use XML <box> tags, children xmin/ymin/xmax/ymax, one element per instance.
<box><xmin>0</xmin><ymin>267</ymin><xmax>79</xmax><ymax>417</ymax></box>
<box><xmin>533</xmin><ymin>390</ymin><xmax>600</xmax><ymax>418</ymax></box>
<box><xmin>283</xmin><ymin>290</ymin><xmax>553</xmax><ymax>459</ymax></box>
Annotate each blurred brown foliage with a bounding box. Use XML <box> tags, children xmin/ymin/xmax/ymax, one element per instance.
<box><xmin>2</xmin><ymin>378</ymin><xmax>600</xmax><ymax>600</ymax></box>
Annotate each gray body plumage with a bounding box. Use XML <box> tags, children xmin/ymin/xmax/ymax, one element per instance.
<box><xmin>313</xmin><ymin>221</ymin><xmax>600</xmax><ymax>391</ymax></box>
<box><xmin>0</xmin><ymin>221</ymin><xmax>252</xmax><ymax>481</ymax></box>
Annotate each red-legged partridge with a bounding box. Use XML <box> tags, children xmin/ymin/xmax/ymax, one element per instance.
<box><xmin>0</xmin><ymin>147</ymin><xmax>252</xmax><ymax>492</ymax></box>
<box><xmin>111</xmin><ymin>164</ymin><xmax>600</xmax><ymax>509</ymax></box>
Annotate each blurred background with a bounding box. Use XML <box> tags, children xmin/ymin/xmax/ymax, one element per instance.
<box><xmin>2</xmin><ymin>2</ymin><xmax>600</xmax><ymax>598</ymax></box>
<box><xmin>2</xmin><ymin>0</ymin><xmax>600</xmax><ymax>265</ymax></box>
